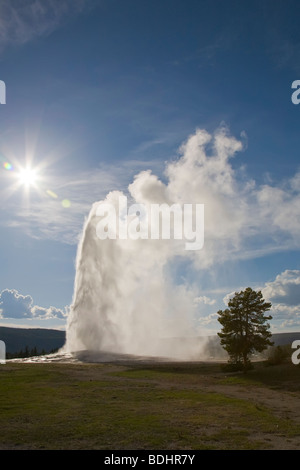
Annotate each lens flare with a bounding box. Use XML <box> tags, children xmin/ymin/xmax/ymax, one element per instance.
<box><xmin>3</xmin><ymin>162</ymin><xmax>13</xmax><ymax>171</ymax></box>
<box><xmin>62</xmin><ymin>198</ymin><xmax>71</xmax><ymax>208</ymax></box>
<box><xmin>46</xmin><ymin>189</ymin><xmax>58</xmax><ymax>199</ymax></box>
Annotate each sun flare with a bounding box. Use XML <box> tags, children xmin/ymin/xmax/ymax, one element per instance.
<box><xmin>18</xmin><ymin>167</ymin><xmax>38</xmax><ymax>187</ymax></box>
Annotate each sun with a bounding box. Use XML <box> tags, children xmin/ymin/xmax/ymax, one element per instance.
<box><xmin>18</xmin><ymin>167</ymin><xmax>38</xmax><ymax>187</ymax></box>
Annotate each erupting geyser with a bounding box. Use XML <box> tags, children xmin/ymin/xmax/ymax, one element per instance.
<box><xmin>65</xmin><ymin>191</ymin><xmax>199</xmax><ymax>358</ymax></box>
<box><xmin>65</xmin><ymin>127</ymin><xmax>245</xmax><ymax>359</ymax></box>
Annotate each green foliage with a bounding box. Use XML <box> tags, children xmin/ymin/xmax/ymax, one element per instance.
<box><xmin>218</xmin><ymin>287</ymin><xmax>273</xmax><ymax>371</ymax></box>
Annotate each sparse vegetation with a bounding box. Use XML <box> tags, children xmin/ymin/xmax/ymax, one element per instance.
<box><xmin>0</xmin><ymin>326</ymin><xmax>65</xmax><ymax>356</ymax></box>
<box><xmin>0</xmin><ymin>360</ymin><xmax>300</xmax><ymax>450</ymax></box>
<box><xmin>266</xmin><ymin>344</ymin><xmax>291</xmax><ymax>366</ymax></box>
<box><xmin>6</xmin><ymin>346</ymin><xmax>59</xmax><ymax>359</ymax></box>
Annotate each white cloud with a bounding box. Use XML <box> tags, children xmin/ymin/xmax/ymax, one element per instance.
<box><xmin>194</xmin><ymin>295</ymin><xmax>216</xmax><ymax>306</ymax></box>
<box><xmin>260</xmin><ymin>270</ymin><xmax>300</xmax><ymax>330</ymax></box>
<box><xmin>0</xmin><ymin>288</ymin><xmax>67</xmax><ymax>320</ymax></box>
<box><xmin>263</xmin><ymin>270</ymin><xmax>300</xmax><ymax>306</ymax></box>
<box><xmin>31</xmin><ymin>304</ymin><xmax>68</xmax><ymax>320</ymax></box>
<box><xmin>0</xmin><ymin>289</ymin><xmax>33</xmax><ymax>319</ymax></box>
<box><xmin>256</xmin><ymin>178</ymin><xmax>300</xmax><ymax>243</ymax></box>
<box><xmin>197</xmin><ymin>312</ymin><xmax>219</xmax><ymax>327</ymax></box>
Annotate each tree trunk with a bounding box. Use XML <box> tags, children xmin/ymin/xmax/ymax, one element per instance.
<box><xmin>242</xmin><ymin>352</ymin><xmax>248</xmax><ymax>373</ymax></box>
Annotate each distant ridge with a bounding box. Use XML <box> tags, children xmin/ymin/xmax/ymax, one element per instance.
<box><xmin>0</xmin><ymin>326</ymin><xmax>299</xmax><ymax>357</ymax></box>
<box><xmin>270</xmin><ymin>332</ymin><xmax>300</xmax><ymax>346</ymax></box>
<box><xmin>0</xmin><ymin>326</ymin><xmax>66</xmax><ymax>354</ymax></box>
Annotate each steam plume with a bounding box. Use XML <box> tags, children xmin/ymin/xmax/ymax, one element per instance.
<box><xmin>65</xmin><ymin>127</ymin><xmax>244</xmax><ymax>358</ymax></box>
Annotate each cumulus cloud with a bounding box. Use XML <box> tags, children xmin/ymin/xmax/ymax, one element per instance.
<box><xmin>0</xmin><ymin>288</ymin><xmax>67</xmax><ymax>320</ymax></box>
<box><xmin>261</xmin><ymin>270</ymin><xmax>300</xmax><ymax>329</ymax></box>
<box><xmin>194</xmin><ymin>295</ymin><xmax>216</xmax><ymax>306</ymax></box>
<box><xmin>271</xmin><ymin>304</ymin><xmax>300</xmax><ymax>328</ymax></box>
<box><xmin>220</xmin><ymin>271</ymin><xmax>300</xmax><ymax>331</ymax></box>
<box><xmin>198</xmin><ymin>312</ymin><xmax>219</xmax><ymax>327</ymax></box>
<box><xmin>263</xmin><ymin>270</ymin><xmax>300</xmax><ymax>306</ymax></box>
<box><xmin>0</xmin><ymin>289</ymin><xmax>33</xmax><ymax>319</ymax></box>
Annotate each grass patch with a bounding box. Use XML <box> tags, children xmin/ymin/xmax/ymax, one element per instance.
<box><xmin>220</xmin><ymin>361</ymin><xmax>300</xmax><ymax>391</ymax></box>
<box><xmin>0</xmin><ymin>361</ymin><xmax>299</xmax><ymax>449</ymax></box>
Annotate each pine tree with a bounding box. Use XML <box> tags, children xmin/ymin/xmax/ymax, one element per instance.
<box><xmin>217</xmin><ymin>287</ymin><xmax>273</xmax><ymax>371</ymax></box>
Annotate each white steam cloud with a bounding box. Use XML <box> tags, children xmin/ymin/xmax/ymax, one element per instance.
<box><xmin>65</xmin><ymin>126</ymin><xmax>300</xmax><ymax>358</ymax></box>
<box><xmin>65</xmin><ymin>126</ymin><xmax>245</xmax><ymax>358</ymax></box>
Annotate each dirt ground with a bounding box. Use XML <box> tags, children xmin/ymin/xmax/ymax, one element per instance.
<box><xmin>199</xmin><ymin>376</ymin><xmax>300</xmax><ymax>449</ymax></box>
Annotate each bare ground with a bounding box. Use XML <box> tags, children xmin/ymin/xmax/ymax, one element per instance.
<box><xmin>199</xmin><ymin>378</ymin><xmax>300</xmax><ymax>449</ymax></box>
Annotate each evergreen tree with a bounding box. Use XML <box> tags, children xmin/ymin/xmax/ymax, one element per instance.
<box><xmin>217</xmin><ymin>287</ymin><xmax>273</xmax><ymax>370</ymax></box>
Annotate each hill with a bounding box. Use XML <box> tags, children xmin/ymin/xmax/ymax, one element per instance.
<box><xmin>270</xmin><ymin>332</ymin><xmax>300</xmax><ymax>346</ymax></box>
<box><xmin>0</xmin><ymin>326</ymin><xmax>66</xmax><ymax>355</ymax></box>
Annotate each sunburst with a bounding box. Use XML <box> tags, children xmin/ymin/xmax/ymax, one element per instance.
<box><xmin>17</xmin><ymin>166</ymin><xmax>38</xmax><ymax>188</ymax></box>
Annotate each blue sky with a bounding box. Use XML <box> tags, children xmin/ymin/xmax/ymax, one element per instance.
<box><xmin>0</xmin><ymin>0</ymin><xmax>300</xmax><ymax>334</ymax></box>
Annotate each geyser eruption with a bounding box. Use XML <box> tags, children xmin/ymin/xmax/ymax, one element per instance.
<box><xmin>65</xmin><ymin>127</ymin><xmax>245</xmax><ymax>359</ymax></box>
<box><xmin>65</xmin><ymin>192</ymin><xmax>199</xmax><ymax>358</ymax></box>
